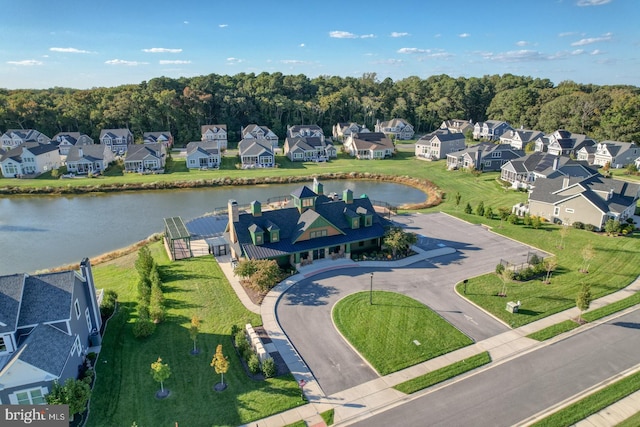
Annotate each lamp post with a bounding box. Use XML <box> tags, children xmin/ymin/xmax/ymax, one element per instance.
<box><xmin>369</xmin><ymin>272</ymin><xmax>374</xmax><ymax>305</ymax></box>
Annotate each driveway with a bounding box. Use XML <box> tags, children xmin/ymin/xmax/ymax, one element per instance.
<box><xmin>276</xmin><ymin>213</ymin><xmax>548</xmax><ymax>396</ymax></box>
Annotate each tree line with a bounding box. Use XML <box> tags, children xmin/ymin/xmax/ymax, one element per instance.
<box><xmin>1</xmin><ymin>72</ymin><xmax>638</xmax><ymax>145</ymax></box>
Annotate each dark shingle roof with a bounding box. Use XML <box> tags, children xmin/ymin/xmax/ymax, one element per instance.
<box><xmin>18</xmin><ymin>271</ymin><xmax>76</xmax><ymax>327</ymax></box>
<box><xmin>17</xmin><ymin>324</ymin><xmax>75</xmax><ymax>376</ymax></box>
<box><xmin>66</xmin><ymin>144</ymin><xmax>109</xmax><ymax>162</ymax></box>
<box><xmin>0</xmin><ymin>274</ymin><xmax>25</xmax><ymax>333</ymax></box>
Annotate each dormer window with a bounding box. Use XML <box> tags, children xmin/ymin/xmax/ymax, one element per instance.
<box><xmin>302</xmin><ymin>198</ymin><xmax>314</xmax><ymax>208</ymax></box>
<box><xmin>0</xmin><ymin>336</ymin><xmax>7</xmax><ymax>353</ymax></box>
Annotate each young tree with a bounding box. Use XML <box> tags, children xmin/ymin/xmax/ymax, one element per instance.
<box><xmin>576</xmin><ymin>284</ymin><xmax>592</xmax><ymax>323</ymax></box>
<box><xmin>558</xmin><ymin>224</ymin><xmax>570</xmax><ymax>249</ymax></box>
<box><xmin>498</xmin><ymin>268</ymin><xmax>513</xmax><ymax>297</ymax></box>
<box><xmin>604</xmin><ymin>219</ymin><xmax>621</xmax><ymax>235</ymax></box>
<box><xmin>497</xmin><ymin>207</ymin><xmax>511</xmax><ymax>228</ymax></box>
<box><xmin>211</xmin><ymin>344</ymin><xmax>229</xmax><ymax>388</ymax></box>
<box><xmin>189</xmin><ymin>315</ymin><xmax>200</xmax><ymax>354</ymax></box>
<box><xmin>135</xmin><ymin>246</ymin><xmax>155</xmax><ymax>278</ymax></box>
<box><xmin>383</xmin><ymin>226</ymin><xmax>417</xmax><ymax>257</ymax></box>
<box><xmin>476</xmin><ymin>201</ymin><xmax>485</xmax><ymax>216</ymax></box>
<box><xmin>543</xmin><ymin>257</ymin><xmax>558</xmax><ymax>284</ymax></box>
<box><xmin>454</xmin><ymin>192</ymin><xmax>462</xmax><ymax>207</ymax></box>
<box><xmin>46</xmin><ymin>378</ymin><xmax>91</xmax><ymax>421</ymax></box>
<box><xmin>464</xmin><ymin>202</ymin><xmax>473</xmax><ymax>214</ymax></box>
<box><xmin>149</xmin><ymin>280</ymin><xmax>165</xmax><ymax>323</ymax></box>
<box><xmin>251</xmin><ymin>259</ymin><xmax>282</xmax><ymax>292</ymax></box>
<box><xmin>580</xmin><ymin>243</ymin><xmax>595</xmax><ymax>273</ymax></box>
<box><xmin>150</xmin><ymin>357</ymin><xmax>171</xmax><ymax>394</ymax></box>
<box><xmin>484</xmin><ymin>206</ymin><xmax>493</xmax><ymax>219</ymax></box>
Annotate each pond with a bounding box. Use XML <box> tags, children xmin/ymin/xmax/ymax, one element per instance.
<box><xmin>0</xmin><ymin>180</ymin><xmax>426</xmax><ymax>274</ymax></box>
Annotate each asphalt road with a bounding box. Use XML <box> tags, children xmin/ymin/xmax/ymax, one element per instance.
<box><xmin>351</xmin><ymin>307</ymin><xmax>640</xmax><ymax>427</ymax></box>
<box><xmin>277</xmin><ymin>213</ymin><xmax>547</xmax><ymax>396</ymax></box>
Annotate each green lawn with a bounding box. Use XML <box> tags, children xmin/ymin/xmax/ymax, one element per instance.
<box><xmin>455</xmin><ymin>221</ymin><xmax>640</xmax><ymax>328</ymax></box>
<box><xmin>617</xmin><ymin>410</ymin><xmax>640</xmax><ymax>427</ymax></box>
<box><xmin>394</xmin><ymin>352</ymin><xmax>491</xmax><ymax>394</ymax></box>
<box><xmin>332</xmin><ymin>291</ymin><xmax>473</xmax><ymax>375</ymax></box>
<box><xmin>87</xmin><ymin>242</ymin><xmax>304</xmax><ymax>427</ymax></box>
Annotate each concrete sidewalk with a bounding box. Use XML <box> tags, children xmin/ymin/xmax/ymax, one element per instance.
<box><xmin>229</xmin><ymin>254</ymin><xmax>640</xmax><ymax>427</ymax></box>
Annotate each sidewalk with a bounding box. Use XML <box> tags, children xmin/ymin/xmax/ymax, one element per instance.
<box><xmin>227</xmin><ymin>253</ymin><xmax>640</xmax><ymax>427</ymax></box>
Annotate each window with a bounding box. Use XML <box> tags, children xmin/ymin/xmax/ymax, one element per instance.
<box><xmin>85</xmin><ymin>307</ymin><xmax>92</xmax><ymax>330</ymax></box>
<box><xmin>565</xmin><ymin>208</ymin><xmax>575</xmax><ymax>214</ymax></box>
<box><xmin>352</xmin><ymin>218</ymin><xmax>359</xmax><ymax>229</ymax></box>
<box><xmin>484</xmin><ymin>161</ymin><xmax>491</xmax><ymax>167</ymax></box>
<box><xmin>13</xmin><ymin>388</ymin><xmax>46</xmax><ymax>405</ymax></box>
<box><xmin>0</xmin><ymin>336</ymin><xmax>6</xmax><ymax>352</ymax></box>
<box><xmin>491</xmin><ymin>152</ymin><xmax>501</xmax><ymax>158</ymax></box>
<box><xmin>271</xmin><ymin>231</ymin><xmax>279</xmax><ymax>242</ymax></box>
<box><xmin>74</xmin><ymin>299</ymin><xmax>81</xmax><ymax>319</ymax></box>
<box><xmin>302</xmin><ymin>198</ymin><xmax>314</xmax><ymax>207</ymax></box>
<box><xmin>255</xmin><ymin>234</ymin><xmax>263</xmax><ymax>244</ymax></box>
<box><xmin>553</xmin><ymin>207</ymin><xmax>560</xmax><ymax>216</ymax></box>
<box><xmin>309</xmin><ymin>229</ymin><xmax>328</xmax><ymax>239</ymax></box>
<box><xmin>365</xmin><ymin>216</ymin><xmax>372</xmax><ymax>227</ymax></box>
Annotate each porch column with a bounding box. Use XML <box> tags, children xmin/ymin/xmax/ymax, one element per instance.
<box><xmin>294</xmin><ymin>253</ymin><xmax>301</xmax><ymax>264</ymax></box>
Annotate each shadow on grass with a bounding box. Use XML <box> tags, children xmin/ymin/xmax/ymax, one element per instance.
<box><xmin>515</xmin><ymin>308</ymin><xmax>543</xmax><ymax>317</ymax></box>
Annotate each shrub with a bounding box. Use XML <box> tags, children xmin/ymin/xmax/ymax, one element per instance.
<box><xmin>476</xmin><ymin>201</ymin><xmax>485</xmax><ymax>216</ymax></box>
<box><xmin>495</xmin><ymin>263</ymin><xmax>505</xmax><ymax>275</ymax></box>
<box><xmin>464</xmin><ymin>202</ymin><xmax>473</xmax><ymax>214</ymax></box>
<box><xmin>585</xmin><ymin>223</ymin><xmax>596</xmax><ymax>232</ymax></box>
<box><xmin>529</xmin><ymin>254</ymin><xmax>541</xmax><ymax>266</ymax></box>
<box><xmin>132</xmin><ymin>319</ymin><xmax>156</xmax><ymax>338</ymax></box>
<box><xmin>573</xmin><ymin>221</ymin><xmax>584</xmax><ymax>229</ymax></box>
<box><xmin>531</xmin><ymin>216</ymin><xmax>542</xmax><ymax>229</ymax></box>
<box><xmin>100</xmin><ymin>289</ymin><xmax>118</xmax><ymax>318</ymax></box>
<box><xmin>230</xmin><ymin>324</ymin><xmax>241</xmax><ymax>336</ymax></box>
<box><xmin>508</xmin><ymin>214</ymin><xmax>519</xmax><ymax>225</ymax></box>
<box><xmin>86</xmin><ymin>352</ymin><xmax>97</xmax><ymax>364</ymax></box>
<box><xmin>262</xmin><ymin>357</ymin><xmax>276</xmax><ymax>378</ymax></box>
<box><xmin>484</xmin><ymin>206</ymin><xmax>493</xmax><ymax>219</ymax></box>
<box><xmin>247</xmin><ymin>354</ymin><xmax>261</xmax><ymax>374</ymax></box>
<box><xmin>522</xmin><ymin>214</ymin><xmax>532</xmax><ymax>226</ymax></box>
<box><xmin>82</xmin><ymin>368</ymin><xmax>95</xmax><ymax>384</ymax></box>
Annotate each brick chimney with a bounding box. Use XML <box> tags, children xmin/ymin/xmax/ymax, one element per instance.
<box><xmin>228</xmin><ymin>200</ymin><xmax>239</xmax><ymax>243</ymax></box>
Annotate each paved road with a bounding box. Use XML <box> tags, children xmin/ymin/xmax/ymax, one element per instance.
<box><xmin>277</xmin><ymin>213</ymin><xmax>547</xmax><ymax>395</ymax></box>
<box><xmin>351</xmin><ymin>308</ymin><xmax>640</xmax><ymax>427</ymax></box>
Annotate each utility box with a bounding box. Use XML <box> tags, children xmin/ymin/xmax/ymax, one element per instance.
<box><xmin>506</xmin><ymin>301</ymin><xmax>521</xmax><ymax>313</ymax></box>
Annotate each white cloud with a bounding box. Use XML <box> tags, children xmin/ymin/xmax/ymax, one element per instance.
<box><xmin>281</xmin><ymin>59</ymin><xmax>307</xmax><ymax>64</ymax></box>
<box><xmin>360</xmin><ymin>34</ymin><xmax>375</xmax><ymax>39</ymax></box>
<box><xmin>226</xmin><ymin>57</ymin><xmax>243</xmax><ymax>64</ymax></box>
<box><xmin>571</xmin><ymin>32</ymin><xmax>612</xmax><ymax>46</ymax></box>
<box><xmin>219</xmin><ymin>24</ymin><xmax>228</xmax><ymax>28</ymax></box>
<box><xmin>105</xmin><ymin>59</ymin><xmax>148</xmax><ymax>66</ymax></box>
<box><xmin>6</xmin><ymin>59</ymin><xmax>43</xmax><ymax>66</ymax></box>
<box><xmin>572</xmin><ymin>49</ymin><xmax>585</xmax><ymax>55</ymax></box>
<box><xmin>459</xmin><ymin>33</ymin><xmax>471</xmax><ymax>38</ymax></box>
<box><xmin>426</xmin><ymin>52</ymin><xmax>454</xmax><ymax>59</ymax></box>
<box><xmin>142</xmin><ymin>48</ymin><xmax>182</xmax><ymax>53</ymax></box>
<box><xmin>434</xmin><ymin>33</ymin><xmax>442</xmax><ymax>38</ymax></box>
<box><xmin>515</xmin><ymin>41</ymin><xmax>529</xmax><ymax>47</ymax></box>
<box><xmin>397</xmin><ymin>47</ymin><xmax>430</xmax><ymax>54</ymax></box>
<box><xmin>390</xmin><ymin>32</ymin><xmax>409</xmax><ymax>38</ymax></box>
<box><xmin>373</xmin><ymin>59</ymin><xmax>404</xmax><ymax>65</ymax></box>
<box><xmin>299</xmin><ymin>43</ymin><xmax>305</xmax><ymax>48</ymax></box>
<box><xmin>590</xmin><ymin>49</ymin><xmax>603</xmax><ymax>55</ymax></box>
<box><xmin>159</xmin><ymin>60</ymin><xmax>191</xmax><ymax>64</ymax></box>
<box><xmin>577</xmin><ymin>0</ymin><xmax>612</xmax><ymax>6</ymax></box>
<box><xmin>49</xmin><ymin>47</ymin><xmax>92</xmax><ymax>54</ymax></box>
<box><xmin>559</xmin><ymin>32</ymin><xmax>578</xmax><ymax>37</ymax></box>
<box><xmin>481</xmin><ymin>50</ymin><xmax>550</xmax><ymax>62</ymax></box>
<box><xmin>329</xmin><ymin>31</ymin><xmax>357</xmax><ymax>39</ymax></box>
<box><xmin>183</xmin><ymin>21</ymin><xmax>189</xmax><ymax>24</ymax></box>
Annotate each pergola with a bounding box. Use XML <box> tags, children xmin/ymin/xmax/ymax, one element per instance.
<box><xmin>164</xmin><ymin>217</ymin><xmax>192</xmax><ymax>260</ymax></box>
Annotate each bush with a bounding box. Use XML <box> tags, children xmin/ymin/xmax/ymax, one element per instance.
<box><xmin>531</xmin><ymin>216</ymin><xmax>542</xmax><ymax>229</ymax></box>
<box><xmin>495</xmin><ymin>263</ymin><xmax>505</xmax><ymax>275</ymax></box>
<box><xmin>585</xmin><ymin>223</ymin><xmax>596</xmax><ymax>232</ymax></box>
<box><xmin>262</xmin><ymin>357</ymin><xmax>276</xmax><ymax>378</ymax></box>
<box><xmin>572</xmin><ymin>221</ymin><xmax>584</xmax><ymax>229</ymax></box>
<box><xmin>230</xmin><ymin>324</ymin><xmax>241</xmax><ymax>336</ymax></box>
<box><xmin>464</xmin><ymin>202</ymin><xmax>473</xmax><ymax>214</ymax></box>
<box><xmin>86</xmin><ymin>352</ymin><xmax>97</xmax><ymax>364</ymax></box>
<box><xmin>132</xmin><ymin>319</ymin><xmax>156</xmax><ymax>338</ymax></box>
<box><xmin>522</xmin><ymin>214</ymin><xmax>532</xmax><ymax>226</ymax></box>
<box><xmin>247</xmin><ymin>354</ymin><xmax>261</xmax><ymax>374</ymax></box>
<box><xmin>484</xmin><ymin>206</ymin><xmax>493</xmax><ymax>219</ymax></box>
<box><xmin>100</xmin><ymin>289</ymin><xmax>118</xmax><ymax>318</ymax></box>
<box><xmin>476</xmin><ymin>201</ymin><xmax>485</xmax><ymax>216</ymax></box>
<box><xmin>508</xmin><ymin>214</ymin><xmax>519</xmax><ymax>225</ymax></box>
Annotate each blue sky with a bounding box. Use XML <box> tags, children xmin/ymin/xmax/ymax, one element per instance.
<box><xmin>1</xmin><ymin>0</ymin><xmax>637</xmax><ymax>89</ymax></box>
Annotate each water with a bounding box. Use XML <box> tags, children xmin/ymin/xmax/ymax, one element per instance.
<box><xmin>0</xmin><ymin>180</ymin><xmax>426</xmax><ymax>274</ymax></box>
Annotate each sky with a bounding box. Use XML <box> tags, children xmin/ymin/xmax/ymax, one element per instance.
<box><xmin>0</xmin><ymin>0</ymin><xmax>638</xmax><ymax>90</ymax></box>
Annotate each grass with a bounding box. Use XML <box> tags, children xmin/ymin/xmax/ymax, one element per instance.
<box><xmin>87</xmin><ymin>242</ymin><xmax>304</xmax><ymax>427</ymax></box>
<box><xmin>527</xmin><ymin>320</ymin><xmax>581</xmax><ymax>341</ymax></box>
<box><xmin>530</xmin><ymin>369</ymin><xmax>640</xmax><ymax>427</ymax></box>
<box><xmin>455</xmin><ymin>222</ymin><xmax>640</xmax><ymax>328</ymax></box>
<box><xmin>393</xmin><ymin>352</ymin><xmax>491</xmax><ymax>394</ymax></box>
<box><xmin>617</xmin><ymin>410</ymin><xmax>640</xmax><ymax>427</ymax></box>
<box><xmin>332</xmin><ymin>291</ymin><xmax>473</xmax><ymax>375</ymax></box>
<box><xmin>284</xmin><ymin>409</ymin><xmax>335</xmax><ymax>427</ymax></box>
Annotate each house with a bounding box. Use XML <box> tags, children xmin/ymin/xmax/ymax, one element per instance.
<box><xmin>591</xmin><ymin>141</ymin><xmax>640</xmax><ymax>169</ymax></box>
<box><xmin>446</xmin><ymin>143</ymin><xmax>524</xmax><ymax>171</ymax></box>
<box><xmin>415</xmin><ymin>131</ymin><xmax>466</xmax><ymax>160</ymax></box>
<box><xmin>343</xmin><ymin>132</ymin><xmax>394</xmax><ymax>160</ymax></box>
<box><xmin>1</xmin><ymin>129</ymin><xmax>50</xmax><ymax>150</ymax></box>
<box><xmin>375</xmin><ymin>118</ymin><xmax>414</xmax><ymax>140</ymax></box>
<box><xmin>241</xmin><ymin>124</ymin><xmax>279</xmax><ymax>149</ymax></box>
<box><xmin>226</xmin><ymin>179</ymin><xmax>389</xmax><ymax>267</ymax></box>
<box><xmin>238</xmin><ymin>139</ymin><xmax>274</xmax><ymax>168</ymax></box>
<box><xmin>525</xmin><ymin>175</ymin><xmax>640</xmax><ymax>230</ymax></box>
<box><xmin>542</xmin><ymin>130</ymin><xmax>595</xmax><ymax>157</ymax></box>
<box><xmin>0</xmin><ymin>259</ymin><xmax>102</xmax><ymax>405</ymax></box>
<box><xmin>499</xmin><ymin>128</ymin><xmax>544</xmax><ymax>150</ymax></box>
<box><xmin>65</xmin><ymin>145</ymin><xmax>115</xmax><ymax>175</ymax></box>
<box><xmin>201</xmin><ymin>125</ymin><xmax>228</xmax><ymax>150</ymax></box>
<box><xmin>500</xmin><ymin>153</ymin><xmax>598</xmax><ymax>189</ymax></box>
<box><xmin>123</xmin><ymin>143</ymin><xmax>166</xmax><ymax>173</ymax></box>
<box><xmin>287</xmin><ymin>125</ymin><xmax>325</xmax><ymax>140</ymax></box>
<box><xmin>52</xmin><ymin>132</ymin><xmax>94</xmax><ymax>156</ymax></box>
<box><xmin>440</xmin><ymin>119</ymin><xmax>474</xmax><ymax>135</ymax></box>
<box><xmin>99</xmin><ymin>129</ymin><xmax>133</xmax><ymax>155</ymax></box>
<box><xmin>143</xmin><ymin>131</ymin><xmax>173</xmax><ymax>148</ymax></box>
<box><xmin>472</xmin><ymin>120</ymin><xmax>513</xmax><ymax>141</ymax></box>
<box><xmin>333</xmin><ymin>122</ymin><xmax>369</xmax><ymax>140</ymax></box>
<box><xmin>284</xmin><ymin>136</ymin><xmax>336</xmax><ymax>162</ymax></box>
<box><xmin>186</xmin><ymin>141</ymin><xmax>221</xmax><ymax>169</ymax></box>
<box><xmin>0</xmin><ymin>142</ymin><xmax>62</xmax><ymax>178</ymax></box>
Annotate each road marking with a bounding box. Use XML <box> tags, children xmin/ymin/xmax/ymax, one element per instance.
<box><xmin>464</xmin><ymin>314</ymin><xmax>478</xmax><ymax>325</ymax></box>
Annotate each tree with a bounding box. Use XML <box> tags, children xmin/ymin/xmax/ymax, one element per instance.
<box><xmin>580</xmin><ymin>243</ymin><xmax>595</xmax><ymax>273</ymax></box>
<box><xmin>497</xmin><ymin>207</ymin><xmax>511</xmax><ymax>228</ymax></box>
<box><xmin>498</xmin><ymin>268</ymin><xmax>513</xmax><ymax>297</ymax></box>
<box><xmin>251</xmin><ymin>260</ymin><xmax>282</xmax><ymax>292</ymax></box>
<box><xmin>558</xmin><ymin>224</ymin><xmax>570</xmax><ymax>249</ymax></box>
<box><xmin>604</xmin><ymin>219</ymin><xmax>621</xmax><ymax>235</ymax></box>
<box><xmin>46</xmin><ymin>378</ymin><xmax>91</xmax><ymax>420</ymax></box>
<box><xmin>543</xmin><ymin>257</ymin><xmax>558</xmax><ymax>284</ymax></box>
<box><xmin>234</xmin><ymin>259</ymin><xmax>258</xmax><ymax>279</ymax></box>
<box><xmin>576</xmin><ymin>284</ymin><xmax>592</xmax><ymax>323</ymax></box>
<box><xmin>484</xmin><ymin>206</ymin><xmax>493</xmax><ymax>219</ymax></box>
<box><xmin>150</xmin><ymin>357</ymin><xmax>171</xmax><ymax>394</ymax></box>
<box><xmin>189</xmin><ymin>315</ymin><xmax>200</xmax><ymax>354</ymax></box>
<box><xmin>135</xmin><ymin>246</ymin><xmax>154</xmax><ymax>278</ymax></box>
<box><xmin>383</xmin><ymin>226</ymin><xmax>418</xmax><ymax>257</ymax></box>
<box><xmin>476</xmin><ymin>201</ymin><xmax>485</xmax><ymax>216</ymax></box>
<box><xmin>464</xmin><ymin>202</ymin><xmax>473</xmax><ymax>214</ymax></box>
<box><xmin>211</xmin><ymin>344</ymin><xmax>229</xmax><ymax>387</ymax></box>
<box><xmin>149</xmin><ymin>279</ymin><xmax>165</xmax><ymax>323</ymax></box>
<box><xmin>454</xmin><ymin>192</ymin><xmax>461</xmax><ymax>207</ymax></box>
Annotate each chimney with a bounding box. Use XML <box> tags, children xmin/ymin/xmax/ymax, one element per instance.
<box><xmin>80</xmin><ymin>258</ymin><xmax>102</xmax><ymax>335</ymax></box>
<box><xmin>78</xmin><ymin>147</ymin><xmax>83</xmax><ymax>158</ymax></box>
<box><xmin>343</xmin><ymin>189</ymin><xmax>353</xmax><ymax>204</ymax></box>
<box><xmin>228</xmin><ymin>200</ymin><xmax>239</xmax><ymax>243</ymax></box>
<box><xmin>251</xmin><ymin>200</ymin><xmax>262</xmax><ymax>217</ymax></box>
<box><xmin>552</xmin><ymin>156</ymin><xmax>559</xmax><ymax>171</ymax></box>
<box><xmin>313</xmin><ymin>178</ymin><xmax>324</xmax><ymax>195</ymax></box>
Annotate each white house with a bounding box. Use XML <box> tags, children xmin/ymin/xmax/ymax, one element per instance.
<box><xmin>0</xmin><ymin>142</ymin><xmax>61</xmax><ymax>177</ymax></box>
<box><xmin>201</xmin><ymin>125</ymin><xmax>228</xmax><ymax>150</ymax></box>
<box><xmin>186</xmin><ymin>141</ymin><xmax>221</xmax><ymax>169</ymax></box>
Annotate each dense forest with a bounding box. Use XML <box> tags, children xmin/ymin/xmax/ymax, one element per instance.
<box><xmin>1</xmin><ymin>72</ymin><xmax>639</xmax><ymax>145</ymax></box>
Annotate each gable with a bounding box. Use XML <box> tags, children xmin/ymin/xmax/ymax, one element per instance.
<box><xmin>293</xmin><ymin>211</ymin><xmax>344</xmax><ymax>243</ymax></box>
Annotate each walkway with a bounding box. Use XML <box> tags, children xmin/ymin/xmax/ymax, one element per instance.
<box><xmin>209</xmin><ymin>217</ymin><xmax>640</xmax><ymax>426</ymax></box>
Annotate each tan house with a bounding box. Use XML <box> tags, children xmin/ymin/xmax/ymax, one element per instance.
<box><xmin>375</xmin><ymin>119</ymin><xmax>414</xmax><ymax>140</ymax></box>
<box><xmin>201</xmin><ymin>125</ymin><xmax>227</xmax><ymax>150</ymax></box>
<box><xmin>526</xmin><ymin>175</ymin><xmax>640</xmax><ymax>230</ymax></box>
<box><xmin>415</xmin><ymin>131</ymin><xmax>465</xmax><ymax>160</ymax></box>
<box><xmin>344</xmin><ymin>132</ymin><xmax>394</xmax><ymax>159</ymax></box>
<box><xmin>440</xmin><ymin>119</ymin><xmax>474</xmax><ymax>135</ymax></box>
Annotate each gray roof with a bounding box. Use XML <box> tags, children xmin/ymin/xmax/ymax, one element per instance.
<box><xmin>242</xmin><ymin>124</ymin><xmax>277</xmax><ymax>138</ymax></box>
<box><xmin>100</xmin><ymin>128</ymin><xmax>132</xmax><ymax>139</ymax></box>
<box><xmin>287</xmin><ymin>125</ymin><xmax>324</xmax><ymax>138</ymax></box>
<box><xmin>0</xmin><ymin>142</ymin><xmax>58</xmax><ymax>163</ymax></box>
<box><xmin>0</xmin><ymin>274</ymin><xmax>25</xmax><ymax>333</ymax></box>
<box><xmin>238</xmin><ymin>139</ymin><xmax>273</xmax><ymax>156</ymax></box>
<box><xmin>66</xmin><ymin>144</ymin><xmax>109</xmax><ymax>162</ymax></box>
<box><xmin>17</xmin><ymin>324</ymin><xmax>75</xmax><ymax>376</ymax></box>
<box><xmin>143</xmin><ymin>131</ymin><xmax>172</xmax><ymax>143</ymax></box>
<box><xmin>1</xmin><ymin>129</ymin><xmax>49</xmax><ymax>142</ymax></box>
<box><xmin>349</xmin><ymin>132</ymin><xmax>394</xmax><ymax>150</ymax></box>
<box><xmin>125</xmin><ymin>143</ymin><xmax>164</xmax><ymax>161</ymax></box>
<box><xmin>186</xmin><ymin>141</ymin><xmax>219</xmax><ymax>156</ymax></box>
<box><xmin>18</xmin><ymin>271</ymin><xmax>76</xmax><ymax>327</ymax></box>
<box><xmin>201</xmin><ymin>124</ymin><xmax>227</xmax><ymax>134</ymax></box>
